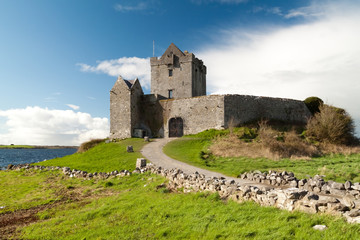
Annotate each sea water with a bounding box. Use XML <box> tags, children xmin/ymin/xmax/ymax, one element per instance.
<box><xmin>0</xmin><ymin>148</ymin><xmax>77</xmax><ymax>170</ymax></box>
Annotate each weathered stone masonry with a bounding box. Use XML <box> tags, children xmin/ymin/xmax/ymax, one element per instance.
<box><xmin>150</xmin><ymin>43</ymin><xmax>206</xmax><ymax>99</ymax></box>
<box><xmin>110</xmin><ymin>43</ymin><xmax>311</xmax><ymax>140</ymax></box>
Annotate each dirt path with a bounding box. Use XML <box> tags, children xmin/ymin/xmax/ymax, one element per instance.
<box><xmin>141</xmin><ymin>138</ymin><xmax>266</xmax><ymax>187</ymax></box>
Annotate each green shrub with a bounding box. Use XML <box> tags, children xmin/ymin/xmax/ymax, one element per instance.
<box><xmin>304</xmin><ymin>97</ymin><xmax>324</xmax><ymax>114</ymax></box>
<box><xmin>186</xmin><ymin>129</ymin><xmax>229</xmax><ymax>139</ymax></box>
<box><xmin>234</xmin><ymin>127</ymin><xmax>258</xmax><ymax>140</ymax></box>
<box><xmin>77</xmin><ymin>138</ymin><xmax>106</xmax><ymax>153</ymax></box>
<box><xmin>306</xmin><ymin>104</ymin><xmax>356</xmax><ymax>145</ymax></box>
<box><xmin>104</xmin><ymin>181</ymin><xmax>114</xmax><ymax>187</ymax></box>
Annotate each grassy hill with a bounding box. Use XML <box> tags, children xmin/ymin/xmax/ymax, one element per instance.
<box><xmin>2</xmin><ymin>137</ymin><xmax>360</xmax><ymax>239</ymax></box>
<box><xmin>35</xmin><ymin>138</ymin><xmax>146</xmax><ymax>172</ymax></box>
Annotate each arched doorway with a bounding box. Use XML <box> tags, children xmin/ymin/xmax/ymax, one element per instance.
<box><xmin>168</xmin><ymin>117</ymin><xmax>183</xmax><ymax>137</ymax></box>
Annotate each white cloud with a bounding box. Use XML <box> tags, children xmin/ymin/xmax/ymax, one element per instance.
<box><xmin>284</xmin><ymin>5</ymin><xmax>324</xmax><ymax>19</ymax></box>
<box><xmin>114</xmin><ymin>2</ymin><xmax>147</xmax><ymax>12</ymax></box>
<box><xmin>66</xmin><ymin>104</ymin><xmax>80</xmax><ymax>110</ymax></box>
<box><xmin>198</xmin><ymin>1</ymin><xmax>360</xmax><ymax>136</ymax></box>
<box><xmin>77</xmin><ymin>57</ymin><xmax>151</xmax><ymax>90</ymax></box>
<box><xmin>0</xmin><ymin>107</ymin><xmax>109</xmax><ymax>146</ymax></box>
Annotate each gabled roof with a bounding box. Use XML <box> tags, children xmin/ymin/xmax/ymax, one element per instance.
<box><xmin>161</xmin><ymin>43</ymin><xmax>185</xmax><ymax>59</ymax></box>
<box><xmin>111</xmin><ymin>76</ymin><xmax>143</xmax><ymax>93</ymax></box>
<box><xmin>124</xmin><ymin>80</ymin><xmax>136</xmax><ymax>89</ymax></box>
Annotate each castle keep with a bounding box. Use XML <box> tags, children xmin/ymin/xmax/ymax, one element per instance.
<box><xmin>110</xmin><ymin>43</ymin><xmax>311</xmax><ymax>139</ymax></box>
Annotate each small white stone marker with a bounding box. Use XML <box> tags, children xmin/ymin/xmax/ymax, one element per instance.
<box><xmin>313</xmin><ymin>225</ymin><xmax>327</xmax><ymax>231</ymax></box>
<box><xmin>136</xmin><ymin>158</ymin><xmax>147</xmax><ymax>169</ymax></box>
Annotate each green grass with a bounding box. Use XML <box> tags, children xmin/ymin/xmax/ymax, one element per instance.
<box><xmin>35</xmin><ymin>138</ymin><xmax>147</xmax><ymax>172</ymax></box>
<box><xmin>163</xmin><ymin>138</ymin><xmax>360</xmax><ymax>183</ymax></box>
<box><xmin>0</xmin><ymin>170</ymin><xmax>58</xmax><ymax>213</ymax></box>
<box><xmin>0</xmin><ymin>169</ymin><xmax>107</xmax><ymax>214</ymax></box>
<box><xmin>2</xmin><ymin>144</ymin><xmax>360</xmax><ymax>239</ymax></box>
<box><xmin>0</xmin><ymin>145</ymin><xmax>35</xmax><ymax>149</ymax></box>
<box><xmin>1</xmin><ymin>170</ymin><xmax>356</xmax><ymax>240</ymax></box>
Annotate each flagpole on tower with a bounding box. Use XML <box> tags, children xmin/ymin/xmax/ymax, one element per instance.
<box><xmin>153</xmin><ymin>40</ymin><xmax>155</xmax><ymax>57</ymax></box>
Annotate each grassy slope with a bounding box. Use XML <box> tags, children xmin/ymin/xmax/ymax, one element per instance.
<box><xmin>163</xmin><ymin>138</ymin><xmax>360</xmax><ymax>183</ymax></box>
<box><xmin>0</xmin><ymin>169</ymin><xmax>104</xmax><ymax>214</ymax></box>
<box><xmin>35</xmin><ymin>138</ymin><xmax>146</xmax><ymax>172</ymax></box>
<box><xmin>0</xmin><ymin>170</ymin><xmax>358</xmax><ymax>239</ymax></box>
<box><xmin>0</xmin><ymin>170</ymin><xmax>58</xmax><ymax>213</ymax></box>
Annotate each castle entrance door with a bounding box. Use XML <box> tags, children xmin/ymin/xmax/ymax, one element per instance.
<box><xmin>169</xmin><ymin>117</ymin><xmax>183</xmax><ymax>137</ymax></box>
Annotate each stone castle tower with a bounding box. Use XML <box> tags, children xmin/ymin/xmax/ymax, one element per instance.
<box><xmin>110</xmin><ymin>43</ymin><xmax>311</xmax><ymax>140</ymax></box>
<box><xmin>150</xmin><ymin>43</ymin><xmax>206</xmax><ymax>99</ymax></box>
<box><xmin>110</xmin><ymin>77</ymin><xmax>143</xmax><ymax>139</ymax></box>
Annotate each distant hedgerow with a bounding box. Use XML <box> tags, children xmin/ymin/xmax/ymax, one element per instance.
<box><xmin>77</xmin><ymin>139</ymin><xmax>106</xmax><ymax>153</ymax></box>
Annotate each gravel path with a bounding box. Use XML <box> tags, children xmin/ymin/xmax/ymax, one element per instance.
<box><xmin>141</xmin><ymin>138</ymin><xmax>263</xmax><ymax>186</ymax></box>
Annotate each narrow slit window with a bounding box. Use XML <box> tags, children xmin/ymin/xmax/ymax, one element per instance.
<box><xmin>169</xmin><ymin>69</ymin><xmax>173</xmax><ymax>77</ymax></box>
<box><xmin>168</xmin><ymin>90</ymin><xmax>173</xmax><ymax>99</ymax></box>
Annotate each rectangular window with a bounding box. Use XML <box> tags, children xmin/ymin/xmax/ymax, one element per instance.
<box><xmin>168</xmin><ymin>90</ymin><xmax>173</xmax><ymax>99</ymax></box>
<box><xmin>169</xmin><ymin>69</ymin><xmax>173</xmax><ymax>77</ymax></box>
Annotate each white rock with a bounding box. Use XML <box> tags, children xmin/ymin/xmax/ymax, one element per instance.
<box><xmin>313</xmin><ymin>225</ymin><xmax>327</xmax><ymax>231</ymax></box>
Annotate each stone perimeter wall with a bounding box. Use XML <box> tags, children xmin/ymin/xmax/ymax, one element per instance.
<box><xmin>154</xmin><ymin>94</ymin><xmax>311</xmax><ymax>137</ymax></box>
<box><xmin>224</xmin><ymin>95</ymin><xmax>311</xmax><ymax>127</ymax></box>
<box><xmin>7</xmin><ymin>163</ymin><xmax>360</xmax><ymax>224</ymax></box>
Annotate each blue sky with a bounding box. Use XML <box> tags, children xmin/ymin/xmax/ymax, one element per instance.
<box><xmin>0</xmin><ymin>0</ymin><xmax>359</xmax><ymax>145</ymax></box>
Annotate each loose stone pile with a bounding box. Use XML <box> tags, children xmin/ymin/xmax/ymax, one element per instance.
<box><xmin>239</xmin><ymin>170</ymin><xmax>360</xmax><ymax>199</ymax></box>
<box><xmin>6</xmin><ymin>162</ymin><xmax>360</xmax><ymax>224</ymax></box>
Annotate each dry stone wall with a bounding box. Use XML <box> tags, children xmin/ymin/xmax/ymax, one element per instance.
<box><xmin>239</xmin><ymin>170</ymin><xmax>360</xmax><ymax>199</ymax></box>
<box><xmin>143</xmin><ymin>164</ymin><xmax>360</xmax><ymax>224</ymax></box>
<box><xmin>7</xmin><ymin>162</ymin><xmax>360</xmax><ymax>224</ymax></box>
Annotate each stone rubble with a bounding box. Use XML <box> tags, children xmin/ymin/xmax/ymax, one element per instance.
<box><xmin>239</xmin><ymin>170</ymin><xmax>360</xmax><ymax>200</ymax></box>
<box><xmin>5</xmin><ymin>163</ymin><xmax>360</xmax><ymax>224</ymax></box>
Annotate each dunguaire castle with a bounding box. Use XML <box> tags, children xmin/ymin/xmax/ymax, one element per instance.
<box><xmin>110</xmin><ymin>43</ymin><xmax>311</xmax><ymax>139</ymax></box>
